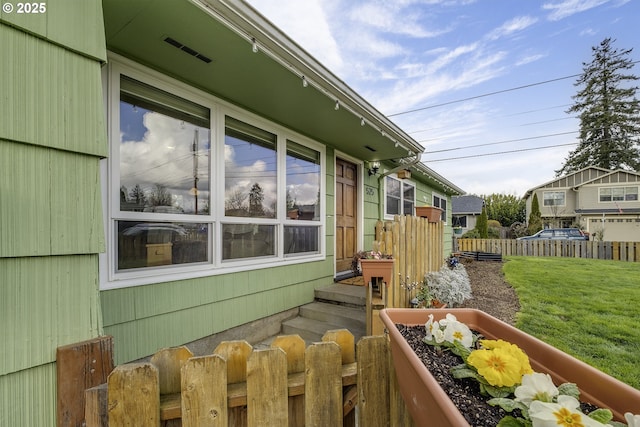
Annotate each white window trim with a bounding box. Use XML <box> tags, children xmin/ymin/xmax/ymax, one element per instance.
<box><xmin>101</xmin><ymin>54</ymin><xmax>326</xmax><ymax>290</ymax></box>
<box><xmin>432</xmin><ymin>192</ymin><xmax>447</xmax><ymax>224</ymax></box>
<box><xmin>384</xmin><ymin>175</ymin><xmax>416</xmax><ymax>219</ymax></box>
<box><xmin>598</xmin><ymin>185</ymin><xmax>639</xmax><ymax>203</ymax></box>
<box><xmin>543</xmin><ymin>190</ymin><xmax>566</xmax><ymax>207</ymax></box>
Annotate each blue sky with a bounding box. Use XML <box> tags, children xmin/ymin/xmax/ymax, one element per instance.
<box><xmin>245</xmin><ymin>0</ymin><xmax>638</xmax><ymax>197</ymax></box>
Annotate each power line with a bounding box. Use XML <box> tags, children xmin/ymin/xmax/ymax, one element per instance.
<box><xmin>423</xmin><ymin>131</ymin><xmax>578</xmax><ymax>153</ymax></box>
<box><xmin>424</xmin><ymin>142</ymin><xmax>579</xmax><ymax>162</ymax></box>
<box><xmin>388</xmin><ymin>75</ymin><xmax>580</xmax><ymax>118</ymax></box>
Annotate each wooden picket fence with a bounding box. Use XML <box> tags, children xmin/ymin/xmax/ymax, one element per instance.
<box><xmin>455</xmin><ymin>239</ymin><xmax>640</xmax><ymax>262</ymax></box>
<box><xmin>375</xmin><ymin>215</ymin><xmax>444</xmax><ymax>308</ymax></box>
<box><xmin>85</xmin><ymin>330</ymin><xmax>414</xmax><ymax>427</ymax></box>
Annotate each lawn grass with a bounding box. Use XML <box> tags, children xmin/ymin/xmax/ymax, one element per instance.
<box><xmin>503</xmin><ymin>256</ymin><xmax>640</xmax><ymax>389</ymax></box>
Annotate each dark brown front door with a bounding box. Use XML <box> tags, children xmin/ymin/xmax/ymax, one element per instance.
<box><xmin>335</xmin><ymin>158</ymin><xmax>358</xmax><ymax>273</ymax></box>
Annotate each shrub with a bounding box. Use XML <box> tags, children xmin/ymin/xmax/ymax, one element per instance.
<box><xmin>425</xmin><ymin>263</ymin><xmax>472</xmax><ymax>307</ymax></box>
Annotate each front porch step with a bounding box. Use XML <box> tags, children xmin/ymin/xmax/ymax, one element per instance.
<box><xmin>299</xmin><ymin>302</ymin><xmax>365</xmax><ymax>332</ymax></box>
<box><xmin>314</xmin><ymin>284</ymin><xmax>366</xmax><ymax>307</ymax></box>
<box><xmin>281</xmin><ymin>307</ymin><xmax>366</xmax><ymax>344</ymax></box>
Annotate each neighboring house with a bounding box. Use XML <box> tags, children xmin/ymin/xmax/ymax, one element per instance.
<box><xmin>1</xmin><ymin>1</ymin><xmax>463</xmax><ymax>424</ymax></box>
<box><xmin>451</xmin><ymin>195</ymin><xmax>483</xmax><ymax>232</ymax></box>
<box><xmin>523</xmin><ymin>167</ymin><xmax>640</xmax><ymax>241</ymax></box>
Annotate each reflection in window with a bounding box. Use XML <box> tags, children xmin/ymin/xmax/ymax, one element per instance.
<box><xmin>286</xmin><ymin>140</ymin><xmax>321</xmax><ymax>221</ymax></box>
<box><xmin>385</xmin><ymin>176</ymin><xmax>415</xmax><ymax>216</ymax></box>
<box><xmin>386</xmin><ymin>177</ymin><xmax>401</xmax><ymax>215</ymax></box>
<box><xmin>117</xmin><ymin>221</ymin><xmax>208</xmax><ymax>270</ymax></box>
<box><xmin>119</xmin><ymin>76</ymin><xmax>210</xmax><ymax>215</ymax></box>
<box><xmin>543</xmin><ymin>191</ymin><xmax>565</xmax><ymax>206</ymax></box>
<box><xmin>433</xmin><ymin>194</ymin><xmax>447</xmax><ymax>221</ymax></box>
<box><xmin>225</xmin><ymin>117</ymin><xmax>277</xmax><ymax>218</ymax></box>
<box><xmin>284</xmin><ymin>226</ymin><xmax>319</xmax><ymax>255</ymax></box>
<box><xmin>222</xmin><ymin>224</ymin><xmax>275</xmax><ymax>260</ymax></box>
<box><xmin>599</xmin><ymin>186</ymin><xmax>638</xmax><ymax>202</ymax></box>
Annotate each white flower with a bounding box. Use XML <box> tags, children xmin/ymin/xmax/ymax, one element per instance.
<box><xmin>439</xmin><ymin>313</ymin><xmax>457</xmax><ymax>327</ymax></box>
<box><xmin>424</xmin><ymin>314</ymin><xmax>436</xmax><ymax>340</ymax></box>
<box><xmin>626</xmin><ymin>413</ymin><xmax>640</xmax><ymax>427</ymax></box>
<box><xmin>514</xmin><ymin>373</ymin><xmax>559</xmax><ymax>405</ymax></box>
<box><xmin>443</xmin><ymin>318</ymin><xmax>473</xmax><ymax>348</ymax></box>
<box><xmin>433</xmin><ymin>327</ymin><xmax>445</xmax><ymax>344</ymax></box>
<box><xmin>529</xmin><ymin>395</ymin><xmax>605</xmax><ymax>427</ymax></box>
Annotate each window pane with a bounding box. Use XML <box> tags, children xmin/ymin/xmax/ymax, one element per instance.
<box><xmin>225</xmin><ymin>117</ymin><xmax>277</xmax><ymax>218</ymax></box>
<box><xmin>119</xmin><ymin>77</ymin><xmax>210</xmax><ymax>215</ymax></box>
<box><xmin>600</xmin><ymin>188</ymin><xmax>612</xmax><ymax>202</ymax></box>
<box><xmin>286</xmin><ymin>141</ymin><xmax>321</xmax><ymax>221</ymax></box>
<box><xmin>222</xmin><ymin>224</ymin><xmax>275</xmax><ymax>260</ymax></box>
<box><xmin>117</xmin><ymin>221</ymin><xmax>208</xmax><ymax>270</ymax></box>
<box><xmin>403</xmin><ymin>183</ymin><xmax>415</xmax><ymax>215</ymax></box>
<box><xmin>626</xmin><ymin>187</ymin><xmax>638</xmax><ymax>201</ymax></box>
<box><xmin>386</xmin><ymin>177</ymin><xmax>401</xmax><ymax>215</ymax></box>
<box><xmin>612</xmin><ymin>188</ymin><xmax>625</xmax><ymax>201</ymax></box>
<box><xmin>284</xmin><ymin>226</ymin><xmax>320</xmax><ymax>255</ymax></box>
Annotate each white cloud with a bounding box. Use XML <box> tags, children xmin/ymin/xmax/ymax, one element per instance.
<box><xmin>487</xmin><ymin>16</ymin><xmax>538</xmax><ymax>40</ymax></box>
<box><xmin>542</xmin><ymin>0</ymin><xmax>610</xmax><ymax>21</ymax></box>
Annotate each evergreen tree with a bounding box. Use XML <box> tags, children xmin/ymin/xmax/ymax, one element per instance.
<box><xmin>477</xmin><ymin>204</ymin><xmax>488</xmax><ymax>238</ymax></box>
<box><xmin>557</xmin><ymin>38</ymin><xmax>640</xmax><ymax>176</ymax></box>
<box><xmin>527</xmin><ymin>193</ymin><xmax>543</xmax><ymax>235</ymax></box>
<box><xmin>481</xmin><ymin>193</ymin><xmax>526</xmax><ymax>226</ymax></box>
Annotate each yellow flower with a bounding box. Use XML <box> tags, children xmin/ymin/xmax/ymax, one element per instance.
<box><xmin>467</xmin><ymin>347</ymin><xmax>522</xmax><ymax>387</ymax></box>
<box><xmin>479</xmin><ymin>339</ymin><xmax>534</xmax><ymax>377</ymax></box>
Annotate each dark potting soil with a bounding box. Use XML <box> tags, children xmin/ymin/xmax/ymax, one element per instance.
<box><xmin>396</xmin><ymin>324</ymin><xmax>601</xmax><ymax>426</ymax></box>
<box><xmin>396</xmin><ymin>323</ymin><xmax>508</xmax><ymax>427</ymax></box>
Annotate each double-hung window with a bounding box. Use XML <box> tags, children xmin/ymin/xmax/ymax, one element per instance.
<box><xmin>385</xmin><ymin>176</ymin><xmax>415</xmax><ymax>217</ymax></box>
<box><xmin>432</xmin><ymin>194</ymin><xmax>447</xmax><ymax>222</ymax></box>
<box><xmin>107</xmin><ymin>61</ymin><xmax>324</xmax><ymax>287</ymax></box>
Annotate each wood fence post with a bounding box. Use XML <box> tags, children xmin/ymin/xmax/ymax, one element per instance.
<box><xmin>108</xmin><ymin>363</ymin><xmax>160</xmax><ymax>427</ymax></box>
<box><xmin>305</xmin><ymin>342</ymin><xmax>343</xmax><ymax>426</ymax></box>
<box><xmin>272</xmin><ymin>335</ymin><xmax>306</xmax><ymax>427</ymax></box>
<box><xmin>247</xmin><ymin>348</ymin><xmax>288</xmax><ymax>427</ymax></box>
<box><xmin>214</xmin><ymin>340</ymin><xmax>252</xmax><ymax>425</ymax></box>
<box><xmin>181</xmin><ymin>355</ymin><xmax>228</xmax><ymax>427</ymax></box>
<box><xmin>357</xmin><ymin>336</ymin><xmax>390</xmax><ymax>427</ymax></box>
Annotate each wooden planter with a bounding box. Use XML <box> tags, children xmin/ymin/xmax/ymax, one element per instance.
<box><xmin>360</xmin><ymin>258</ymin><xmax>394</xmax><ymax>285</ymax></box>
<box><xmin>415</xmin><ymin>206</ymin><xmax>442</xmax><ymax>222</ymax></box>
<box><xmin>380</xmin><ymin>308</ymin><xmax>640</xmax><ymax>427</ymax></box>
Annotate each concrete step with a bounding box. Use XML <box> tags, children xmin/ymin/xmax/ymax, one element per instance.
<box><xmin>299</xmin><ymin>302</ymin><xmax>365</xmax><ymax>331</ymax></box>
<box><xmin>282</xmin><ymin>314</ymin><xmax>366</xmax><ymax>344</ymax></box>
<box><xmin>314</xmin><ymin>284</ymin><xmax>366</xmax><ymax>307</ymax></box>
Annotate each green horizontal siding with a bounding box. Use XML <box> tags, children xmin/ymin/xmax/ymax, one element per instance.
<box><xmin>102</xmin><ymin>262</ymin><xmax>332</xmax><ymax>364</ymax></box>
<box><xmin>0</xmin><ymin>363</ymin><xmax>56</xmax><ymax>426</ymax></box>
<box><xmin>0</xmin><ymin>141</ymin><xmax>104</xmax><ymax>257</ymax></box>
<box><xmin>0</xmin><ymin>255</ymin><xmax>101</xmax><ymax>375</ymax></box>
<box><xmin>0</xmin><ymin>24</ymin><xmax>107</xmax><ymax>157</ymax></box>
<box><xmin>0</xmin><ymin>0</ymin><xmax>106</xmax><ymax>61</ymax></box>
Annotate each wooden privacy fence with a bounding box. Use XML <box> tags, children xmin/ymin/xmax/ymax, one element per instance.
<box><xmin>85</xmin><ymin>330</ymin><xmax>414</xmax><ymax>427</ymax></box>
<box><xmin>455</xmin><ymin>239</ymin><xmax>640</xmax><ymax>262</ymax></box>
<box><xmin>375</xmin><ymin>215</ymin><xmax>444</xmax><ymax>308</ymax></box>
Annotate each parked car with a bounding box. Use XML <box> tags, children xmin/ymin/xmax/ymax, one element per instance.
<box><xmin>517</xmin><ymin>228</ymin><xmax>589</xmax><ymax>241</ymax></box>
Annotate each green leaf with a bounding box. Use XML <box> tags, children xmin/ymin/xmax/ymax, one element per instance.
<box><xmin>587</xmin><ymin>408</ymin><xmax>613</xmax><ymax>424</ymax></box>
<box><xmin>497</xmin><ymin>416</ymin><xmax>527</xmax><ymax>427</ymax></box>
<box><xmin>450</xmin><ymin>364</ymin><xmax>480</xmax><ymax>380</ymax></box>
<box><xmin>488</xmin><ymin>398</ymin><xmax>528</xmax><ymax>413</ymax></box>
<box><xmin>483</xmin><ymin>383</ymin><xmax>515</xmax><ymax>398</ymax></box>
<box><xmin>557</xmin><ymin>382</ymin><xmax>580</xmax><ymax>400</ymax></box>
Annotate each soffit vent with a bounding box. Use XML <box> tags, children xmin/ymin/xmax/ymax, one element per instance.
<box><xmin>164</xmin><ymin>37</ymin><xmax>212</xmax><ymax>64</ymax></box>
<box><xmin>365</xmin><ymin>145</ymin><xmax>377</xmax><ymax>152</ymax></box>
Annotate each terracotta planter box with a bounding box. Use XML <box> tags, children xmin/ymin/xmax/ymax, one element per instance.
<box><xmin>380</xmin><ymin>308</ymin><xmax>640</xmax><ymax>427</ymax></box>
<box><xmin>360</xmin><ymin>258</ymin><xmax>394</xmax><ymax>285</ymax></box>
<box><xmin>415</xmin><ymin>206</ymin><xmax>442</xmax><ymax>222</ymax></box>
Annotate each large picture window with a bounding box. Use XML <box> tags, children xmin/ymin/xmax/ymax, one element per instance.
<box><xmin>107</xmin><ymin>63</ymin><xmax>324</xmax><ymax>286</ymax></box>
<box><xmin>385</xmin><ymin>176</ymin><xmax>415</xmax><ymax>216</ymax></box>
<box><xmin>599</xmin><ymin>186</ymin><xmax>638</xmax><ymax>202</ymax></box>
<box><xmin>543</xmin><ymin>191</ymin><xmax>565</xmax><ymax>206</ymax></box>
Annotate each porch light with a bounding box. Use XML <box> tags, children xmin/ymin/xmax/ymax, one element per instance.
<box><xmin>252</xmin><ymin>37</ymin><xmax>258</xmax><ymax>53</ymax></box>
<box><xmin>368</xmin><ymin>161</ymin><xmax>380</xmax><ymax>176</ymax></box>
<box><xmin>302</xmin><ymin>76</ymin><xmax>308</xmax><ymax>87</ymax></box>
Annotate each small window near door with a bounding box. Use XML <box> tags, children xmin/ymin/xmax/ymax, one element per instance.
<box><xmin>385</xmin><ymin>176</ymin><xmax>415</xmax><ymax>216</ymax></box>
